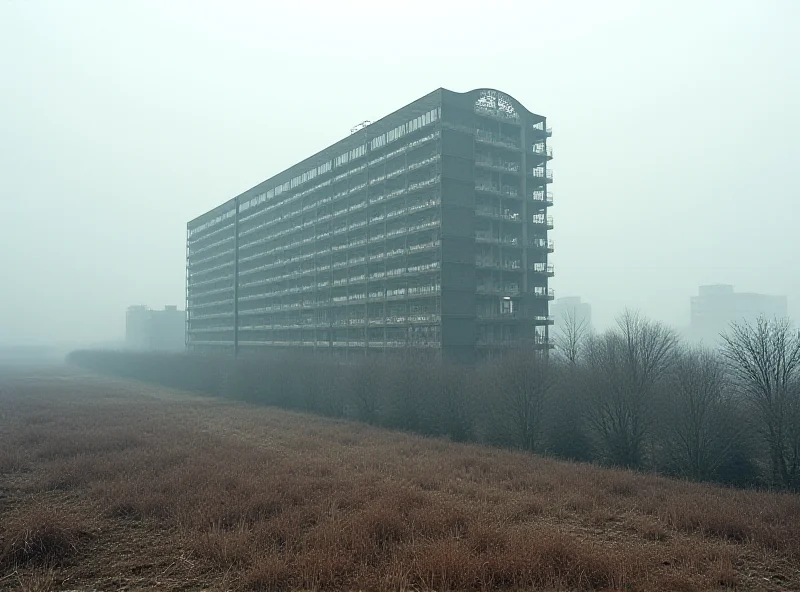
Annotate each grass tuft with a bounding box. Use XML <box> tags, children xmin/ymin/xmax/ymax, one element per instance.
<box><xmin>0</xmin><ymin>505</ymin><xmax>90</xmax><ymax>569</ymax></box>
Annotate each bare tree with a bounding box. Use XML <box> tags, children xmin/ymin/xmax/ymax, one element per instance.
<box><xmin>544</xmin><ymin>370</ymin><xmax>594</xmax><ymax>461</ymax></box>
<box><xmin>554</xmin><ymin>305</ymin><xmax>590</xmax><ymax>365</ymax></box>
<box><xmin>583</xmin><ymin>310</ymin><xmax>679</xmax><ymax>468</ymax></box>
<box><xmin>435</xmin><ymin>361</ymin><xmax>475</xmax><ymax>442</ymax></box>
<box><xmin>721</xmin><ymin>316</ymin><xmax>800</xmax><ymax>490</ymax></box>
<box><xmin>659</xmin><ymin>347</ymin><xmax>737</xmax><ymax>481</ymax></box>
<box><xmin>488</xmin><ymin>348</ymin><xmax>556</xmax><ymax>452</ymax></box>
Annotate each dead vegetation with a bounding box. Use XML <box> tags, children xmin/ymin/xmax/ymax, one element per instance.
<box><xmin>1</xmin><ymin>503</ymin><xmax>91</xmax><ymax>570</ymax></box>
<box><xmin>1</xmin><ymin>366</ymin><xmax>799</xmax><ymax>591</ymax></box>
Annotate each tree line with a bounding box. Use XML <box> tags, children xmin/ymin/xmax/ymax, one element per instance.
<box><xmin>66</xmin><ymin>311</ymin><xmax>800</xmax><ymax>491</ymax></box>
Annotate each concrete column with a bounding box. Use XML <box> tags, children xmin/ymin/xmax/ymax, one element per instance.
<box><xmin>520</xmin><ymin>121</ymin><xmax>529</xmax><ymax>296</ymax></box>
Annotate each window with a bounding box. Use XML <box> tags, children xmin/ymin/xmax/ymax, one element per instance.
<box><xmin>202</xmin><ymin>108</ymin><xmax>442</xmax><ymax>226</ymax></box>
<box><xmin>371</xmin><ymin>134</ymin><xmax>386</xmax><ymax>150</ymax></box>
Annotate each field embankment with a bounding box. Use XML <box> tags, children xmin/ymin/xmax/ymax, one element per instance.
<box><xmin>1</xmin><ymin>365</ymin><xmax>799</xmax><ymax>591</ymax></box>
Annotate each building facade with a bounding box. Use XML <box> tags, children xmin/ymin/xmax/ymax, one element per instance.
<box><xmin>126</xmin><ymin>305</ymin><xmax>185</xmax><ymax>352</ymax></box>
<box><xmin>186</xmin><ymin>88</ymin><xmax>554</xmax><ymax>361</ymax></box>
<box><xmin>689</xmin><ymin>284</ymin><xmax>788</xmax><ymax>343</ymax></box>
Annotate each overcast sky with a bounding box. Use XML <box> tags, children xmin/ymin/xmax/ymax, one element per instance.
<box><xmin>1</xmin><ymin>0</ymin><xmax>798</xmax><ymax>346</ymax></box>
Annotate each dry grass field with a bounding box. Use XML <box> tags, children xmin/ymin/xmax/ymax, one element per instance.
<box><xmin>1</xmin><ymin>365</ymin><xmax>799</xmax><ymax>591</ymax></box>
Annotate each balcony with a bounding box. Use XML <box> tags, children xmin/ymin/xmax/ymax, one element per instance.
<box><xmin>408</xmin><ymin>198</ymin><xmax>440</xmax><ymax>214</ymax></box>
<box><xmin>530</xmin><ymin>263</ymin><xmax>555</xmax><ymax>277</ymax></box>
<box><xmin>188</xmin><ymin>248</ymin><xmax>235</xmax><ymax>269</ymax></box>
<box><xmin>189</xmin><ymin>260</ymin><xmax>235</xmax><ymax>280</ymax></box>
<box><xmin>408</xmin><ymin>175</ymin><xmax>440</xmax><ymax>193</ymax></box>
<box><xmin>532</xmin><ymin>315</ymin><xmax>555</xmax><ymax>325</ymax></box>
<box><xmin>189</xmin><ymin>298</ymin><xmax>235</xmax><ymax>310</ymax></box>
<box><xmin>475</xmin><ymin>182</ymin><xmax>520</xmax><ymax>198</ymax></box>
<box><xmin>406</xmin><ymin>261</ymin><xmax>440</xmax><ymax>276</ymax></box>
<box><xmin>476</xmin><ymin>284</ymin><xmax>520</xmax><ymax>297</ymax></box>
<box><xmin>189</xmin><ymin>235</ymin><xmax>234</xmax><ymax>257</ymax></box>
<box><xmin>475</xmin><ymin>257</ymin><xmax>522</xmax><ymax>271</ymax></box>
<box><xmin>187</xmin><ymin>221</ymin><xmax>235</xmax><ymax>246</ymax></box>
<box><xmin>189</xmin><ymin>273</ymin><xmax>235</xmax><ymax>289</ymax></box>
<box><xmin>475</xmin><ymin>130</ymin><xmax>521</xmax><ymax>150</ymax></box>
<box><xmin>530</xmin><ymin>144</ymin><xmax>554</xmax><ymax>160</ymax></box>
<box><xmin>531</xmin><ymin>214</ymin><xmax>554</xmax><ymax>229</ymax></box>
<box><xmin>528</xmin><ymin>238</ymin><xmax>555</xmax><ymax>252</ymax></box>
<box><xmin>475</xmin><ymin>233</ymin><xmax>524</xmax><ymax>247</ymax></box>
<box><xmin>477</xmin><ymin>311</ymin><xmax>519</xmax><ymax>321</ymax></box>
<box><xmin>530</xmin><ymin>125</ymin><xmax>553</xmax><ymax>139</ymax></box>
<box><xmin>187</xmin><ymin>310</ymin><xmax>233</xmax><ymax>321</ymax></box>
<box><xmin>475</xmin><ymin>157</ymin><xmax>521</xmax><ymax>175</ymax></box>
<box><xmin>476</xmin><ymin>207</ymin><xmax>522</xmax><ymax>222</ymax></box>
<box><xmin>477</xmin><ymin>333</ymin><xmax>554</xmax><ymax>349</ymax></box>
<box><xmin>529</xmin><ymin>167</ymin><xmax>554</xmax><ymax>183</ymax></box>
<box><xmin>529</xmin><ymin>191</ymin><xmax>554</xmax><ymax>206</ymax></box>
<box><xmin>531</xmin><ymin>287</ymin><xmax>555</xmax><ymax>300</ymax></box>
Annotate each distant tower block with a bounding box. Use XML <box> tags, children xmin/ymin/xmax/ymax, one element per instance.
<box><xmin>125</xmin><ymin>305</ymin><xmax>185</xmax><ymax>352</ymax></box>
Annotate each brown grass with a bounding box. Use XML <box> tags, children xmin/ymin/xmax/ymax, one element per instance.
<box><xmin>0</xmin><ymin>503</ymin><xmax>93</xmax><ymax>570</ymax></box>
<box><xmin>1</xmin><ymin>365</ymin><xmax>799</xmax><ymax>591</ymax></box>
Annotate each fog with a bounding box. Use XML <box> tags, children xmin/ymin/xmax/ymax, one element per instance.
<box><xmin>1</xmin><ymin>0</ymin><xmax>798</xmax><ymax>347</ymax></box>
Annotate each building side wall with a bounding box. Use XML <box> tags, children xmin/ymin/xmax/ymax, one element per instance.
<box><xmin>440</xmin><ymin>89</ymin><xmax>554</xmax><ymax>356</ymax></box>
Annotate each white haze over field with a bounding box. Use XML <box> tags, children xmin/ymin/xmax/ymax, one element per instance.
<box><xmin>1</xmin><ymin>0</ymin><xmax>798</xmax><ymax>347</ymax></box>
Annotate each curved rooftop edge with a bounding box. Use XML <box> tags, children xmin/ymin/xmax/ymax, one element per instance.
<box><xmin>443</xmin><ymin>87</ymin><xmax>545</xmax><ymax>121</ymax></box>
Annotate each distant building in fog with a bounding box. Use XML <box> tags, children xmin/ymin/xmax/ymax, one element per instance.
<box><xmin>551</xmin><ymin>296</ymin><xmax>592</xmax><ymax>330</ymax></box>
<box><xmin>125</xmin><ymin>305</ymin><xmax>185</xmax><ymax>352</ymax></box>
<box><xmin>689</xmin><ymin>285</ymin><xmax>788</xmax><ymax>343</ymax></box>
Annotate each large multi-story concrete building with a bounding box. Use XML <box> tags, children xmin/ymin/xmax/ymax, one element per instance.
<box><xmin>186</xmin><ymin>88</ymin><xmax>554</xmax><ymax>361</ymax></box>
<box><xmin>689</xmin><ymin>284</ymin><xmax>788</xmax><ymax>343</ymax></box>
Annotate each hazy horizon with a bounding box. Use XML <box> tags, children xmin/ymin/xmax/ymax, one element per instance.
<box><xmin>1</xmin><ymin>0</ymin><xmax>798</xmax><ymax>347</ymax></box>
